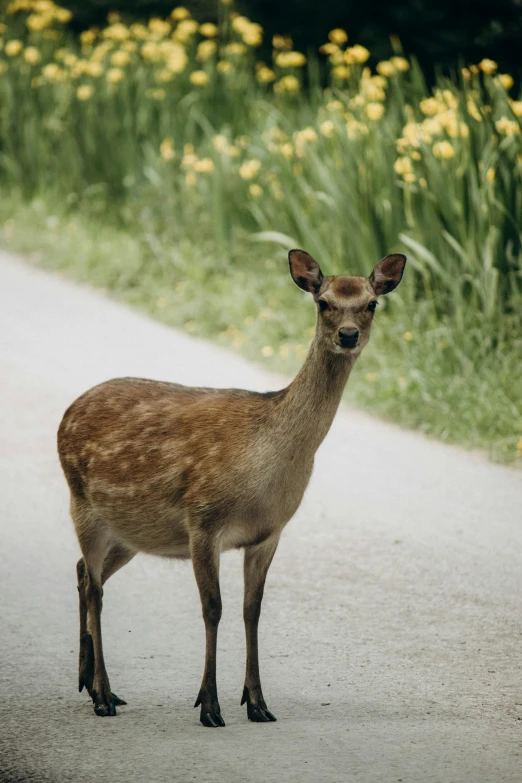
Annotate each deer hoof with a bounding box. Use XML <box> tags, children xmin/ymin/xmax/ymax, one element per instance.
<box><xmin>200</xmin><ymin>710</ymin><xmax>226</xmax><ymax>728</ymax></box>
<box><xmin>241</xmin><ymin>687</ymin><xmax>277</xmax><ymax>722</ymax></box>
<box><xmin>194</xmin><ymin>690</ymin><xmax>225</xmax><ymax>727</ymax></box>
<box><xmin>111</xmin><ymin>693</ymin><xmax>127</xmax><ymax>706</ymax></box>
<box><xmin>92</xmin><ymin>689</ymin><xmax>118</xmax><ymax>717</ymax></box>
<box><xmin>246</xmin><ymin>703</ymin><xmax>277</xmax><ymax>722</ymax></box>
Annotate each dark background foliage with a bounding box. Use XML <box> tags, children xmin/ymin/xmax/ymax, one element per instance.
<box><xmin>28</xmin><ymin>0</ymin><xmax>522</xmax><ymax>76</ymax></box>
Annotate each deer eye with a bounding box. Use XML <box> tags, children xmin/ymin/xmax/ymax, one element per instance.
<box><xmin>318</xmin><ymin>299</ymin><xmax>330</xmax><ymax>312</ymax></box>
<box><xmin>367</xmin><ymin>300</ymin><xmax>378</xmax><ymax>313</ymax></box>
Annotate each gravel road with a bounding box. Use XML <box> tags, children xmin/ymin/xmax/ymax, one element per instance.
<box><xmin>1</xmin><ymin>252</ymin><xmax>521</xmax><ymax>783</ymax></box>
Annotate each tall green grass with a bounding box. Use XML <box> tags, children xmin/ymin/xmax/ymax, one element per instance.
<box><xmin>0</xmin><ymin>2</ymin><xmax>521</xmax><ymax>462</ymax></box>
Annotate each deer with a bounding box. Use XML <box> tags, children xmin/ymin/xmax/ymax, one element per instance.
<box><xmin>57</xmin><ymin>249</ymin><xmax>406</xmax><ymax>727</ymax></box>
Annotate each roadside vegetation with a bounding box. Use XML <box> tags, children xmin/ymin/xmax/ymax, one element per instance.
<box><xmin>0</xmin><ymin>0</ymin><xmax>521</xmax><ymax>462</ymax></box>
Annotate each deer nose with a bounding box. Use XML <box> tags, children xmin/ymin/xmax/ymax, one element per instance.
<box><xmin>338</xmin><ymin>328</ymin><xmax>359</xmax><ymax>348</ymax></box>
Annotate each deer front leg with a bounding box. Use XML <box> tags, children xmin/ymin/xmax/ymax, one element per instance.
<box><xmin>241</xmin><ymin>536</ymin><xmax>279</xmax><ymax>722</ymax></box>
<box><xmin>191</xmin><ymin>532</ymin><xmax>225</xmax><ymax>727</ymax></box>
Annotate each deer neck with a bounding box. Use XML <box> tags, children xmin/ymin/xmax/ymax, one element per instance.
<box><xmin>274</xmin><ymin>333</ymin><xmax>355</xmax><ymax>456</ymax></box>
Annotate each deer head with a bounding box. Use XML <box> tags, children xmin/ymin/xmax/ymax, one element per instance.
<box><xmin>288</xmin><ymin>249</ymin><xmax>406</xmax><ymax>356</ymax></box>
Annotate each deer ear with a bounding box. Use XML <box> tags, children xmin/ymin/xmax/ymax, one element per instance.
<box><xmin>288</xmin><ymin>249</ymin><xmax>324</xmax><ymax>294</ymax></box>
<box><xmin>369</xmin><ymin>253</ymin><xmax>406</xmax><ymax>296</ymax></box>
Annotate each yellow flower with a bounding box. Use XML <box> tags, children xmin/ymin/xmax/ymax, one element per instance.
<box><xmin>280</xmin><ymin>142</ymin><xmax>294</xmax><ymax>158</ymax></box>
<box><xmin>274</xmin><ymin>75</ymin><xmax>300</xmax><ymax>93</ymax></box>
<box><xmin>91</xmin><ymin>42</ymin><xmax>112</xmax><ymax>62</ymax></box>
<box><xmin>495</xmin><ymin>116</ymin><xmax>520</xmax><ymax>135</ymax></box>
<box><xmin>26</xmin><ymin>13</ymin><xmax>49</xmax><ymax>31</ymax></box>
<box><xmin>102</xmin><ymin>23</ymin><xmax>130</xmax><ymax>42</ymax></box>
<box><xmin>466</xmin><ymin>96</ymin><xmax>482</xmax><ymax>122</ymax></box>
<box><xmin>148</xmin><ymin>18</ymin><xmax>171</xmax><ymax>39</ymax></box>
<box><xmin>319</xmin><ymin>120</ymin><xmax>335</xmax><ymax>137</ymax></box>
<box><xmin>189</xmin><ymin>69</ymin><xmax>208</xmax><ymax>86</ymax></box>
<box><xmin>156</xmin><ymin>70</ymin><xmax>174</xmax><ymax>84</ymax></box>
<box><xmin>376</xmin><ymin>60</ymin><xmax>394</xmax><ymax>77</ymax></box>
<box><xmin>5</xmin><ymin>40</ymin><xmax>22</xmax><ymax>56</ymax></box>
<box><xmin>362</xmin><ymin>80</ymin><xmax>385</xmax><ymax>100</ymax></box>
<box><xmin>42</xmin><ymin>62</ymin><xmax>61</xmax><ymax>80</ymax></box>
<box><xmin>232</xmin><ymin>16</ymin><xmax>251</xmax><ymax>34</ymax></box>
<box><xmin>319</xmin><ymin>42</ymin><xmax>339</xmax><ymax>55</ymax></box>
<box><xmin>345</xmin><ymin>44</ymin><xmax>370</xmax><ymax>64</ymax></box>
<box><xmin>212</xmin><ymin>134</ymin><xmax>228</xmax><ymax>153</ymax></box>
<box><xmin>239</xmin><ymin>159</ymin><xmax>261</xmax><ymax>179</ymax></box>
<box><xmin>303</xmin><ymin>126</ymin><xmax>318</xmax><ymax>142</ymax></box>
<box><xmin>106</xmin><ymin>67</ymin><xmax>124</xmax><ymax>84</ymax></box>
<box><xmin>84</xmin><ymin>61</ymin><xmax>103</xmax><ymax>77</ymax></box>
<box><xmin>419</xmin><ymin>177</ymin><xmax>427</xmax><ymax>188</ymax></box>
<box><xmin>294</xmin><ymin>127</ymin><xmax>317</xmax><ymax>157</ymax></box>
<box><xmin>111</xmin><ymin>50</ymin><xmax>130</xmax><ymax>67</ymax></box>
<box><xmin>122</xmin><ymin>40</ymin><xmax>138</xmax><ymax>53</ymax></box>
<box><xmin>256</xmin><ymin>65</ymin><xmax>275</xmax><ymax>83</ymax></box>
<box><xmin>0</xmin><ymin>62</ymin><xmax>8</xmax><ymax>75</ymax></box>
<box><xmin>365</xmin><ymin>372</ymin><xmax>380</xmax><ymax>382</ymax></box>
<box><xmin>486</xmin><ymin>167</ymin><xmax>495</xmax><ymax>182</ymax></box>
<box><xmin>420</xmin><ymin>97</ymin><xmax>439</xmax><ymax>116</ymax></box>
<box><xmin>403</xmin><ymin>331</ymin><xmax>413</xmax><ymax>341</ymax></box>
<box><xmin>261</xmin><ymin>346</ymin><xmax>273</xmax><ymax>357</ymax></box>
<box><xmin>76</xmin><ymin>84</ymin><xmax>94</xmax><ymax>101</ymax></box>
<box><xmin>197</xmin><ymin>40</ymin><xmax>217</xmax><ymax>61</ymax></box>
<box><xmin>167</xmin><ymin>43</ymin><xmax>188</xmax><ymax>74</ymax></box>
<box><xmin>193</xmin><ymin>157</ymin><xmax>214</xmax><ymax>173</ymax></box>
<box><xmin>394</xmin><ymin>156</ymin><xmax>413</xmax><ymax>176</ymax></box>
<box><xmin>23</xmin><ymin>46</ymin><xmax>40</xmax><ymax>65</ymax></box>
<box><xmin>160</xmin><ymin>137</ymin><xmax>175</xmax><ymax>161</ymax></box>
<box><xmin>498</xmin><ymin>73</ymin><xmax>514</xmax><ymax>90</ymax></box>
<box><xmin>327</xmin><ymin>99</ymin><xmax>343</xmax><ymax>112</ymax></box>
<box><xmin>479</xmin><ymin>58</ymin><xmax>497</xmax><ymax>75</ymax></box>
<box><xmin>249</xmin><ymin>183</ymin><xmax>263</xmax><ymax>197</ymax></box>
<box><xmin>272</xmin><ymin>34</ymin><xmax>293</xmax><ymax>50</ymax></box>
<box><xmin>217</xmin><ymin>60</ymin><xmax>233</xmax><ymax>74</ymax></box>
<box><xmin>174</xmin><ymin>19</ymin><xmax>198</xmax><ymax>42</ymax></box>
<box><xmin>275</xmin><ymin>50</ymin><xmax>306</xmax><ymax>68</ymax></box>
<box><xmin>516</xmin><ymin>437</ymin><xmax>522</xmax><ymax>450</ymax></box>
<box><xmin>80</xmin><ymin>29</ymin><xmax>97</xmax><ymax>47</ymax></box>
<box><xmin>225</xmin><ymin>42</ymin><xmax>246</xmax><ymax>57</ymax></box>
<box><xmin>199</xmin><ymin>23</ymin><xmax>218</xmax><ymax>37</ymax></box>
<box><xmin>63</xmin><ymin>52</ymin><xmax>78</xmax><ymax>68</ymax></box>
<box><xmin>461</xmin><ymin>67</ymin><xmax>471</xmax><ymax>82</ymax></box>
<box><xmin>332</xmin><ymin>65</ymin><xmax>350</xmax><ymax>80</ymax></box>
<box><xmin>130</xmin><ymin>23</ymin><xmax>148</xmax><ymax>39</ymax></box>
<box><xmin>366</xmin><ymin>102</ymin><xmax>384</xmax><ymax>120</ymax></box>
<box><xmin>432</xmin><ymin>141</ymin><xmax>455</xmax><ymax>159</ymax></box>
<box><xmin>391</xmin><ymin>56</ymin><xmax>409</xmax><ymax>72</ymax></box>
<box><xmin>242</xmin><ymin>23</ymin><xmax>263</xmax><ymax>47</ymax></box>
<box><xmin>55</xmin><ymin>7</ymin><xmax>72</xmax><ymax>23</ymax></box>
<box><xmin>328</xmin><ymin>28</ymin><xmax>348</xmax><ymax>45</ymax></box>
<box><xmin>170</xmin><ymin>7</ymin><xmax>190</xmax><ymax>21</ymax></box>
<box><xmin>510</xmin><ymin>101</ymin><xmax>522</xmax><ymax>117</ymax></box>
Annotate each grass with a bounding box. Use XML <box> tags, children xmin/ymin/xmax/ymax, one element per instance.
<box><xmin>0</xmin><ymin>2</ymin><xmax>521</xmax><ymax>464</ymax></box>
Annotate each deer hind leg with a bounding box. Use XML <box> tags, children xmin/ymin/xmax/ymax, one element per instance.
<box><xmin>191</xmin><ymin>531</ymin><xmax>225</xmax><ymax>727</ymax></box>
<box><xmin>73</xmin><ymin>496</ymin><xmax>132</xmax><ymax>717</ymax></box>
<box><xmin>77</xmin><ymin>542</ymin><xmax>135</xmax><ymax>712</ymax></box>
<box><xmin>241</xmin><ymin>536</ymin><xmax>279</xmax><ymax>722</ymax></box>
